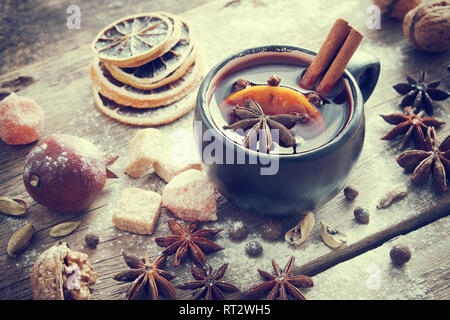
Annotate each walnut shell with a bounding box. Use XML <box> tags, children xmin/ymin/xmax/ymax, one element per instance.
<box><xmin>30</xmin><ymin>242</ymin><xmax>97</xmax><ymax>300</ymax></box>
<box><xmin>403</xmin><ymin>0</ymin><xmax>450</xmax><ymax>52</ymax></box>
<box><xmin>373</xmin><ymin>0</ymin><xmax>421</xmax><ymax>19</ymax></box>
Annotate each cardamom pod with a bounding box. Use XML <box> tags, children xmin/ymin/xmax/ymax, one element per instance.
<box><xmin>49</xmin><ymin>221</ymin><xmax>81</xmax><ymax>238</ymax></box>
<box><xmin>0</xmin><ymin>197</ymin><xmax>28</xmax><ymax>216</ymax></box>
<box><xmin>285</xmin><ymin>211</ymin><xmax>315</xmax><ymax>246</ymax></box>
<box><xmin>7</xmin><ymin>223</ymin><xmax>35</xmax><ymax>257</ymax></box>
<box><xmin>319</xmin><ymin>221</ymin><xmax>347</xmax><ymax>249</ymax></box>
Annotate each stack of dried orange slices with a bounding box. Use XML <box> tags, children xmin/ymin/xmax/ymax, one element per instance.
<box><xmin>90</xmin><ymin>12</ymin><xmax>204</xmax><ymax>126</ymax></box>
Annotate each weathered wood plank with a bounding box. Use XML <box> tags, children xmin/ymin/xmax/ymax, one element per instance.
<box><xmin>0</xmin><ymin>0</ymin><xmax>448</xmax><ymax>300</ymax></box>
<box><xmin>304</xmin><ymin>215</ymin><xmax>450</xmax><ymax>300</ymax></box>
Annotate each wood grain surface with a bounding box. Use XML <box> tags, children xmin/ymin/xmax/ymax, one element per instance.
<box><xmin>0</xmin><ymin>0</ymin><xmax>449</xmax><ymax>300</ymax></box>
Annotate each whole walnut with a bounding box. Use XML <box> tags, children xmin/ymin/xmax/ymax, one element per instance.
<box><xmin>373</xmin><ymin>0</ymin><xmax>421</xmax><ymax>19</ymax></box>
<box><xmin>403</xmin><ymin>0</ymin><xmax>450</xmax><ymax>52</ymax></box>
<box><xmin>30</xmin><ymin>242</ymin><xmax>97</xmax><ymax>300</ymax></box>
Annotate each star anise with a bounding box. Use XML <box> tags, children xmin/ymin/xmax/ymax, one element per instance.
<box><xmin>381</xmin><ymin>106</ymin><xmax>446</xmax><ymax>149</ymax></box>
<box><xmin>223</xmin><ymin>99</ymin><xmax>308</xmax><ymax>152</ymax></box>
<box><xmin>393</xmin><ymin>72</ymin><xmax>449</xmax><ymax>115</ymax></box>
<box><xmin>155</xmin><ymin>219</ymin><xmax>223</xmax><ymax>267</ymax></box>
<box><xmin>176</xmin><ymin>263</ymin><xmax>240</xmax><ymax>300</ymax></box>
<box><xmin>397</xmin><ymin>126</ymin><xmax>450</xmax><ymax>193</ymax></box>
<box><xmin>242</xmin><ymin>256</ymin><xmax>313</xmax><ymax>300</ymax></box>
<box><xmin>113</xmin><ymin>251</ymin><xmax>177</xmax><ymax>300</ymax></box>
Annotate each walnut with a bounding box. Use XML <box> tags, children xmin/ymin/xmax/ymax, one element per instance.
<box><xmin>30</xmin><ymin>242</ymin><xmax>97</xmax><ymax>300</ymax></box>
<box><xmin>403</xmin><ymin>0</ymin><xmax>450</xmax><ymax>52</ymax></box>
<box><xmin>373</xmin><ymin>0</ymin><xmax>421</xmax><ymax>19</ymax></box>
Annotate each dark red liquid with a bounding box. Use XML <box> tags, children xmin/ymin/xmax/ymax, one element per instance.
<box><xmin>209</xmin><ymin>60</ymin><xmax>351</xmax><ymax>154</ymax></box>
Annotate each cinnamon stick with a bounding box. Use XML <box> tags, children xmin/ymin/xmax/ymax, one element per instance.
<box><xmin>316</xmin><ymin>28</ymin><xmax>363</xmax><ymax>95</ymax></box>
<box><xmin>299</xmin><ymin>19</ymin><xmax>351</xmax><ymax>90</ymax></box>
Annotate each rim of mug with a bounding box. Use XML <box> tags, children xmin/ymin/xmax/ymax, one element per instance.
<box><xmin>196</xmin><ymin>45</ymin><xmax>364</xmax><ymax>160</ymax></box>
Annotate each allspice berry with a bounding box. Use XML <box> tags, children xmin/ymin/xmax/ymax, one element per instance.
<box><xmin>403</xmin><ymin>1</ymin><xmax>450</xmax><ymax>52</ymax></box>
<box><xmin>373</xmin><ymin>0</ymin><xmax>421</xmax><ymax>19</ymax></box>
<box><xmin>260</xmin><ymin>219</ymin><xmax>283</xmax><ymax>241</ymax></box>
<box><xmin>85</xmin><ymin>233</ymin><xmax>100</xmax><ymax>248</ymax></box>
<box><xmin>390</xmin><ymin>244</ymin><xmax>411</xmax><ymax>265</ymax></box>
<box><xmin>344</xmin><ymin>185</ymin><xmax>359</xmax><ymax>200</ymax></box>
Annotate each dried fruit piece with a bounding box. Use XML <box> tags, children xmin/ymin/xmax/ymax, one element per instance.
<box><xmin>260</xmin><ymin>218</ymin><xmax>283</xmax><ymax>241</ymax></box>
<box><xmin>285</xmin><ymin>211</ymin><xmax>315</xmax><ymax>246</ymax></box>
<box><xmin>343</xmin><ymin>185</ymin><xmax>359</xmax><ymax>200</ymax></box>
<box><xmin>7</xmin><ymin>223</ymin><xmax>35</xmax><ymax>257</ymax></box>
<box><xmin>390</xmin><ymin>244</ymin><xmax>412</xmax><ymax>265</ymax></box>
<box><xmin>353</xmin><ymin>207</ymin><xmax>370</xmax><ymax>224</ymax></box>
<box><xmin>85</xmin><ymin>233</ymin><xmax>100</xmax><ymax>248</ymax></box>
<box><xmin>0</xmin><ymin>92</ymin><xmax>44</xmax><ymax>145</ymax></box>
<box><xmin>245</xmin><ymin>240</ymin><xmax>263</xmax><ymax>257</ymax></box>
<box><xmin>228</xmin><ymin>221</ymin><xmax>248</xmax><ymax>240</ymax></box>
<box><xmin>30</xmin><ymin>242</ymin><xmax>97</xmax><ymax>300</ymax></box>
<box><xmin>91</xmin><ymin>13</ymin><xmax>177</xmax><ymax>68</ymax></box>
<box><xmin>0</xmin><ymin>197</ymin><xmax>28</xmax><ymax>216</ymax></box>
<box><xmin>377</xmin><ymin>183</ymin><xmax>408</xmax><ymax>209</ymax></box>
<box><xmin>23</xmin><ymin>134</ymin><xmax>118</xmax><ymax>213</ymax></box>
<box><xmin>319</xmin><ymin>221</ymin><xmax>347</xmax><ymax>249</ymax></box>
<box><xmin>162</xmin><ymin>169</ymin><xmax>217</xmax><ymax>222</ymax></box>
<box><xmin>49</xmin><ymin>221</ymin><xmax>82</xmax><ymax>238</ymax></box>
<box><xmin>112</xmin><ymin>187</ymin><xmax>162</xmax><ymax>235</ymax></box>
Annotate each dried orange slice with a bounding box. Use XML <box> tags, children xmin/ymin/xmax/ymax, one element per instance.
<box><xmin>92</xmin><ymin>85</ymin><xmax>197</xmax><ymax>126</ymax></box>
<box><xmin>104</xmin><ymin>20</ymin><xmax>197</xmax><ymax>90</ymax></box>
<box><xmin>92</xmin><ymin>13</ymin><xmax>180</xmax><ymax>68</ymax></box>
<box><xmin>89</xmin><ymin>54</ymin><xmax>204</xmax><ymax>108</ymax></box>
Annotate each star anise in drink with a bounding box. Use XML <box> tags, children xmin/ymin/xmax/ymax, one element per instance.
<box><xmin>223</xmin><ymin>99</ymin><xmax>308</xmax><ymax>152</ymax></box>
<box><xmin>242</xmin><ymin>256</ymin><xmax>313</xmax><ymax>300</ymax></box>
<box><xmin>112</xmin><ymin>251</ymin><xmax>177</xmax><ymax>300</ymax></box>
<box><xmin>155</xmin><ymin>219</ymin><xmax>223</xmax><ymax>267</ymax></box>
<box><xmin>381</xmin><ymin>106</ymin><xmax>445</xmax><ymax>150</ymax></box>
<box><xmin>176</xmin><ymin>263</ymin><xmax>240</xmax><ymax>300</ymax></box>
<box><xmin>397</xmin><ymin>127</ymin><xmax>450</xmax><ymax>193</ymax></box>
<box><xmin>393</xmin><ymin>72</ymin><xmax>449</xmax><ymax>115</ymax></box>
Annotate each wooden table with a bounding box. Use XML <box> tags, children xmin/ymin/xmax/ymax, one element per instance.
<box><xmin>0</xmin><ymin>0</ymin><xmax>449</xmax><ymax>300</ymax></box>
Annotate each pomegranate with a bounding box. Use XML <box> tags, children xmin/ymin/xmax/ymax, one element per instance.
<box><xmin>23</xmin><ymin>134</ymin><xmax>117</xmax><ymax>213</ymax></box>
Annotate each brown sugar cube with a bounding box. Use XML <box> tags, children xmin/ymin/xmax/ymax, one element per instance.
<box><xmin>153</xmin><ymin>139</ymin><xmax>202</xmax><ymax>182</ymax></box>
<box><xmin>162</xmin><ymin>169</ymin><xmax>217</xmax><ymax>222</ymax></box>
<box><xmin>124</xmin><ymin>128</ymin><xmax>162</xmax><ymax>178</ymax></box>
<box><xmin>112</xmin><ymin>187</ymin><xmax>162</xmax><ymax>235</ymax></box>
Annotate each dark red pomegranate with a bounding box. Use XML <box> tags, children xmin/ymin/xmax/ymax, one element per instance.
<box><xmin>23</xmin><ymin>134</ymin><xmax>117</xmax><ymax>213</ymax></box>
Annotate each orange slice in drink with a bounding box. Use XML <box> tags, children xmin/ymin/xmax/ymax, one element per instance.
<box><xmin>104</xmin><ymin>20</ymin><xmax>197</xmax><ymax>90</ymax></box>
<box><xmin>92</xmin><ymin>13</ymin><xmax>180</xmax><ymax>68</ymax></box>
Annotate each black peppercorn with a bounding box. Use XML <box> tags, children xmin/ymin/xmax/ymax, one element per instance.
<box><xmin>245</xmin><ymin>241</ymin><xmax>263</xmax><ymax>257</ymax></box>
<box><xmin>390</xmin><ymin>244</ymin><xmax>411</xmax><ymax>266</ymax></box>
<box><xmin>85</xmin><ymin>233</ymin><xmax>100</xmax><ymax>248</ymax></box>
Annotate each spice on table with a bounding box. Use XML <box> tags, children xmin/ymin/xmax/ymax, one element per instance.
<box><xmin>343</xmin><ymin>185</ymin><xmax>359</xmax><ymax>200</ymax></box>
<box><xmin>245</xmin><ymin>240</ymin><xmax>263</xmax><ymax>257</ymax></box>
<box><xmin>49</xmin><ymin>221</ymin><xmax>81</xmax><ymax>238</ymax></box>
<box><xmin>242</xmin><ymin>256</ymin><xmax>313</xmax><ymax>300</ymax></box>
<box><xmin>113</xmin><ymin>251</ymin><xmax>177</xmax><ymax>300</ymax></box>
<box><xmin>176</xmin><ymin>263</ymin><xmax>240</xmax><ymax>300</ymax></box>
<box><xmin>7</xmin><ymin>223</ymin><xmax>35</xmax><ymax>257</ymax></box>
<box><xmin>353</xmin><ymin>207</ymin><xmax>370</xmax><ymax>224</ymax></box>
<box><xmin>85</xmin><ymin>233</ymin><xmax>100</xmax><ymax>248</ymax></box>
<box><xmin>390</xmin><ymin>244</ymin><xmax>411</xmax><ymax>266</ymax></box>
<box><xmin>223</xmin><ymin>99</ymin><xmax>308</xmax><ymax>152</ymax></box>
<box><xmin>228</xmin><ymin>221</ymin><xmax>248</xmax><ymax>240</ymax></box>
<box><xmin>396</xmin><ymin>127</ymin><xmax>450</xmax><ymax>193</ymax></box>
<box><xmin>381</xmin><ymin>106</ymin><xmax>445</xmax><ymax>150</ymax></box>
<box><xmin>260</xmin><ymin>218</ymin><xmax>283</xmax><ymax>241</ymax></box>
<box><xmin>319</xmin><ymin>221</ymin><xmax>347</xmax><ymax>249</ymax></box>
<box><xmin>0</xmin><ymin>197</ymin><xmax>28</xmax><ymax>216</ymax></box>
<box><xmin>285</xmin><ymin>211</ymin><xmax>315</xmax><ymax>246</ymax></box>
<box><xmin>392</xmin><ymin>72</ymin><xmax>449</xmax><ymax>115</ymax></box>
<box><xmin>377</xmin><ymin>183</ymin><xmax>408</xmax><ymax>209</ymax></box>
<box><xmin>154</xmin><ymin>219</ymin><xmax>223</xmax><ymax>266</ymax></box>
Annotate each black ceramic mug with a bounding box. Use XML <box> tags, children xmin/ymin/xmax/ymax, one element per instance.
<box><xmin>194</xmin><ymin>45</ymin><xmax>380</xmax><ymax>215</ymax></box>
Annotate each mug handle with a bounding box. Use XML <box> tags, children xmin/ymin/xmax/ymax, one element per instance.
<box><xmin>346</xmin><ymin>50</ymin><xmax>380</xmax><ymax>103</ymax></box>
